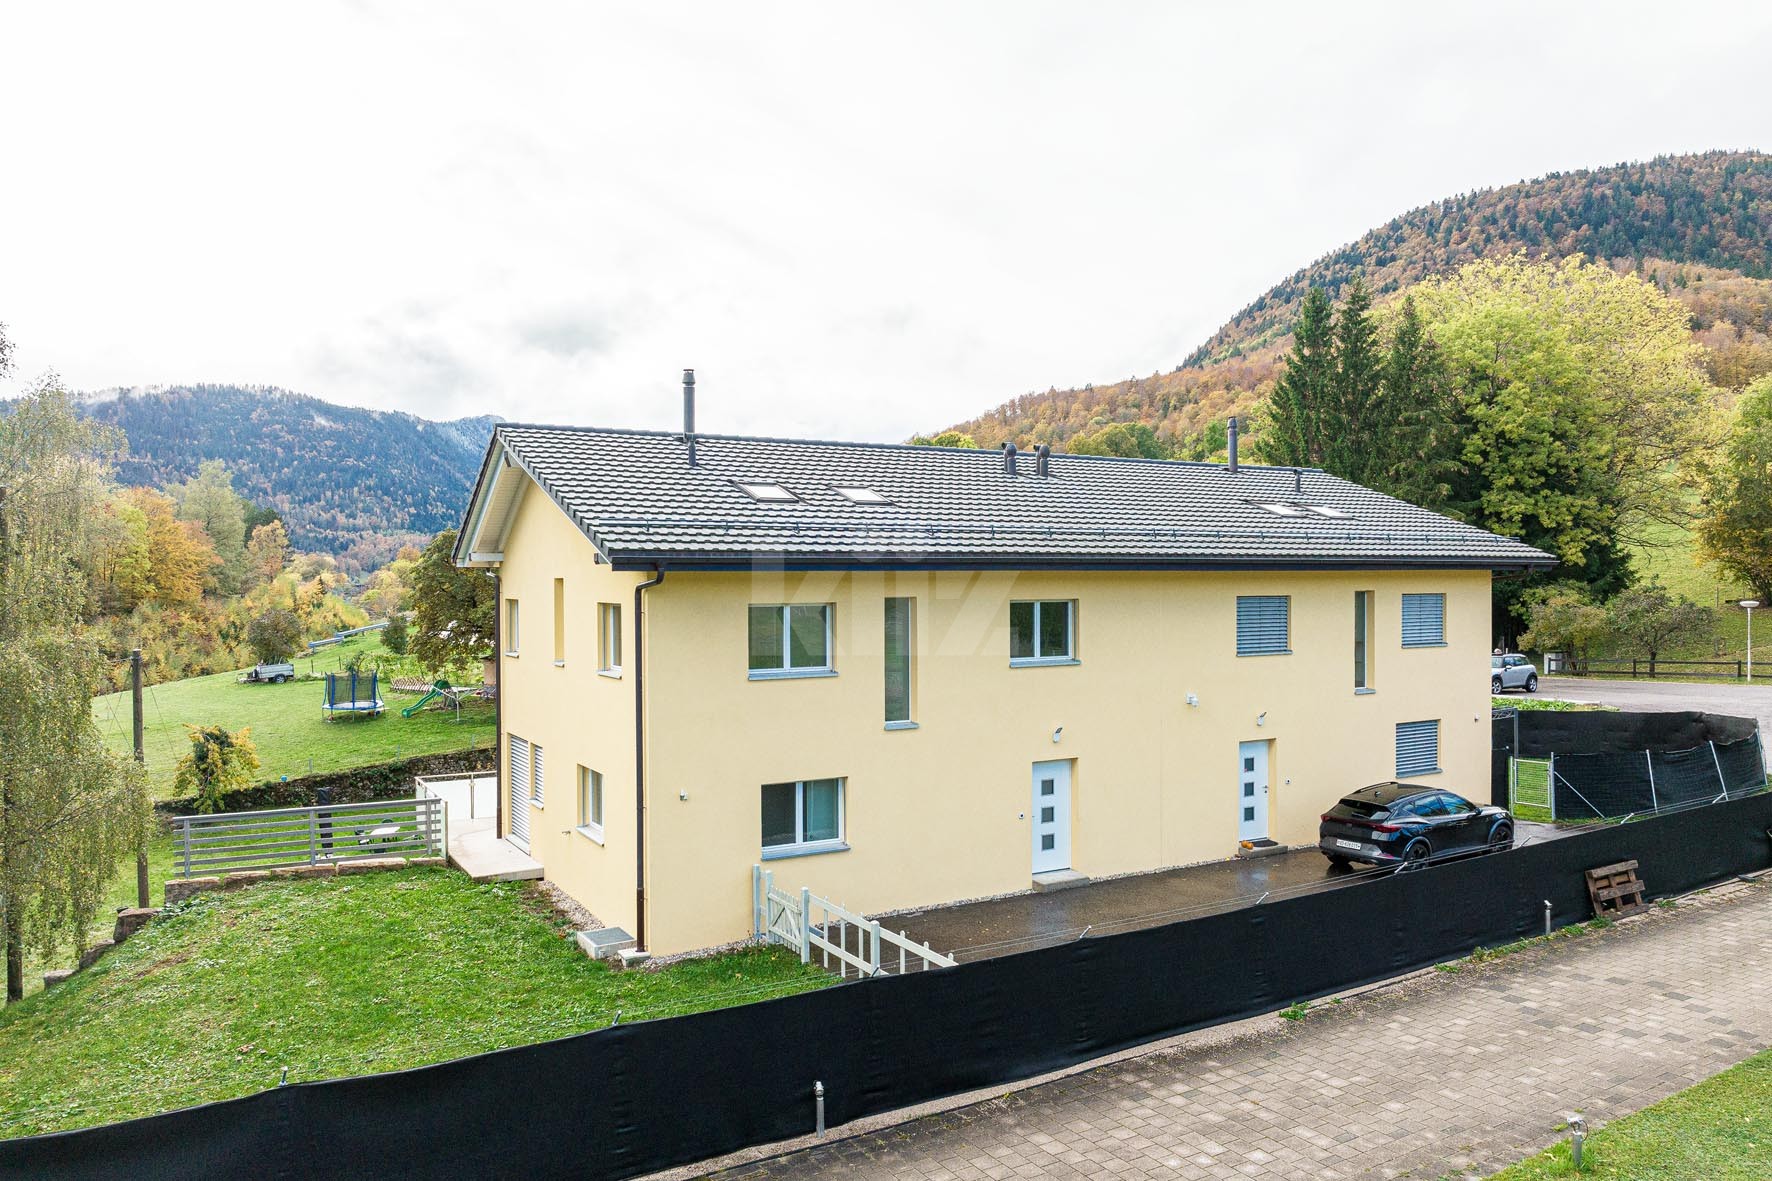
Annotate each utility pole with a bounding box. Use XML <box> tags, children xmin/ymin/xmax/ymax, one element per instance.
<box><xmin>132</xmin><ymin>648</ymin><xmax>149</xmax><ymax>908</ymax></box>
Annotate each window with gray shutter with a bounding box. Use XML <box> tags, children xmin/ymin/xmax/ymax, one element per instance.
<box><xmin>1236</xmin><ymin>596</ymin><xmax>1290</xmax><ymax>656</ymax></box>
<box><xmin>1396</xmin><ymin>720</ymin><xmax>1441</xmax><ymax>777</ymax></box>
<box><xmin>1401</xmin><ymin>593</ymin><xmax>1446</xmax><ymax>647</ymax></box>
<box><xmin>510</xmin><ymin>735</ymin><xmax>531</xmax><ymax>801</ymax></box>
<box><xmin>532</xmin><ymin>743</ymin><xmax>545</xmax><ymax>804</ymax></box>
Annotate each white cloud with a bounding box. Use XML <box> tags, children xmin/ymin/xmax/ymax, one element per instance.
<box><xmin>2</xmin><ymin>0</ymin><xmax>1768</xmax><ymax>441</ymax></box>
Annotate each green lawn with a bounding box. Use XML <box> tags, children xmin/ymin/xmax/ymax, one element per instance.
<box><xmin>1616</xmin><ymin>519</ymin><xmax>1766</xmax><ymax>668</ymax></box>
<box><xmin>92</xmin><ymin>635</ymin><xmax>496</xmax><ymax>799</ymax></box>
<box><xmin>0</xmin><ymin>868</ymin><xmax>831</xmax><ymax>1138</ymax></box>
<box><xmin>1491</xmin><ymin>1046</ymin><xmax>1772</xmax><ymax>1179</ymax></box>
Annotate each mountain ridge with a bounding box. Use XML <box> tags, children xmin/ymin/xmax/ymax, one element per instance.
<box><xmin>75</xmin><ymin>383</ymin><xmax>499</xmax><ymax>572</ymax></box>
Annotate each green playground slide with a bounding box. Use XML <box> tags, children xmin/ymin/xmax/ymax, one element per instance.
<box><xmin>401</xmin><ymin>680</ymin><xmax>452</xmax><ymax>718</ymax></box>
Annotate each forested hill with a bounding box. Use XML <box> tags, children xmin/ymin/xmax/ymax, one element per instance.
<box><xmin>940</xmin><ymin>150</ymin><xmax>1772</xmax><ymax>452</ymax></box>
<box><xmin>77</xmin><ymin>385</ymin><xmax>498</xmax><ymax>569</ymax></box>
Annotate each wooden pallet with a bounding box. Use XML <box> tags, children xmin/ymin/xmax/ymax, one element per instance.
<box><xmin>1586</xmin><ymin>860</ymin><xmax>1649</xmax><ymax>919</ymax></box>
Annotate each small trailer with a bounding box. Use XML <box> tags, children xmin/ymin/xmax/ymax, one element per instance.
<box><xmin>239</xmin><ymin>662</ymin><xmax>296</xmax><ymax>685</ymax></box>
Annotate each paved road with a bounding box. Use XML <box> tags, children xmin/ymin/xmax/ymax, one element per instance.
<box><xmin>1539</xmin><ymin>675</ymin><xmax>1772</xmax><ymax>733</ymax></box>
<box><xmin>704</xmin><ymin>881</ymin><xmax>1772</xmax><ymax>1180</ymax></box>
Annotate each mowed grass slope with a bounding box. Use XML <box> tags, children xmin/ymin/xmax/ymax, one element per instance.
<box><xmin>0</xmin><ymin>868</ymin><xmax>831</xmax><ymax>1138</ymax></box>
<box><xmin>1491</xmin><ymin>1046</ymin><xmax>1772</xmax><ymax>1179</ymax></box>
<box><xmin>91</xmin><ymin>636</ymin><xmax>495</xmax><ymax>798</ymax></box>
<box><xmin>1618</xmin><ymin>520</ymin><xmax>1766</xmax><ymax>666</ymax></box>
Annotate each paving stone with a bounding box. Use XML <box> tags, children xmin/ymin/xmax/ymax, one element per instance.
<box><xmin>703</xmin><ymin>883</ymin><xmax>1772</xmax><ymax>1180</ymax></box>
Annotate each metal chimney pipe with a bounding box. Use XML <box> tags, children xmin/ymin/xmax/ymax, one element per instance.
<box><xmin>1294</xmin><ymin>467</ymin><xmax>1303</xmax><ymax>494</ymax></box>
<box><xmin>1227</xmin><ymin>416</ymin><xmax>1239</xmax><ymax>473</ymax></box>
<box><xmin>1004</xmin><ymin>441</ymin><xmax>1018</xmax><ymax>476</ymax></box>
<box><xmin>682</xmin><ymin>369</ymin><xmax>697</xmax><ymax>467</ymax></box>
<box><xmin>1036</xmin><ymin>444</ymin><xmax>1051</xmax><ymax>478</ymax></box>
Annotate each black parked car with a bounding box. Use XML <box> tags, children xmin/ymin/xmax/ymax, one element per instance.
<box><xmin>1319</xmin><ymin>783</ymin><xmax>1513</xmax><ymax>869</ymax></box>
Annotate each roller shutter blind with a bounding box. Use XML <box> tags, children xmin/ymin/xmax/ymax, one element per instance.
<box><xmin>1236</xmin><ymin>596</ymin><xmax>1290</xmax><ymax>656</ymax></box>
<box><xmin>1396</xmin><ymin>720</ymin><xmax>1441</xmax><ymax>777</ymax></box>
<box><xmin>532</xmin><ymin>744</ymin><xmax>545</xmax><ymax>804</ymax></box>
<box><xmin>1401</xmin><ymin>593</ymin><xmax>1446</xmax><ymax>647</ymax></box>
<box><xmin>510</xmin><ymin>735</ymin><xmax>531</xmax><ymax>802</ymax></box>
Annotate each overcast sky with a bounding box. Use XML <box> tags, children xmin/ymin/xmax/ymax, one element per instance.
<box><xmin>3</xmin><ymin>2</ymin><xmax>1769</xmax><ymax>441</ymax></box>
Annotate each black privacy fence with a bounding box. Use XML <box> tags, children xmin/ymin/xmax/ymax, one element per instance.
<box><xmin>10</xmin><ymin>791</ymin><xmax>1772</xmax><ymax>1181</ymax></box>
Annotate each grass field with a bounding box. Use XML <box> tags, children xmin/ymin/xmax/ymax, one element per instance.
<box><xmin>92</xmin><ymin>635</ymin><xmax>496</xmax><ymax>799</ymax></box>
<box><xmin>1490</xmin><ymin>1046</ymin><xmax>1772</xmax><ymax>1179</ymax></box>
<box><xmin>0</xmin><ymin>868</ymin><xmax>832</xmax><ymax>1138</ymax></box>
<box><xmin>1617</xmin><ymin>520</ymin><xmax>1766</xmax><ymax>667</ymax></box>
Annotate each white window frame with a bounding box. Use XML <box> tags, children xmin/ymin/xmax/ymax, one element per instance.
<box><xmin>504</xmin><ymin>598</ymin><xmax>520</xmax><ymax>657</ymax></box>
<box><xmin>597</xmin><ymin>602</ymin><xmax>623</xmax><ymax>678</ymax></box>
<box><xmin>748</xmin><ymin>604</ymin><xmax>836</xmax><ymax>680</ymax></box>
<box><xmin>884</xmin><ymin>596</ymin><xmax>915</xmax><ymax>728</ymax></box>
<box><xmin>760</xmin><ymin>777</ymin><xmax>847</xmax><ymax>860</ymax></box>
<box><xmin>736</xmin><ymin>480</ymin><xmax>798</xmax><ymax>502</ymax></box>
<box><xmin>833</xmin><ymin>486</ymin><xmax>893</xmax><ymax>505</ymax></box>
<box><xmin>576</xmin><ymin>765</ymin><xmax>604</xmax><ymax>843</ymax></box>
<box><xmin>1009</xmin><ymin>600</ymin><xmax>1077</xmax><ymax>667</ymax></box>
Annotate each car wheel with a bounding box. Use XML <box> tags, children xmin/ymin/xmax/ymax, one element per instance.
<box><xmin>1491</xmin><ymin>676</ymin><xmax>1504</xmax><ymax>693</ymax></box>
<box><xmin>1400</xmin><ymin>839</ymin><xmax>1431</xmax><ymax>869</ymax></box>
<box><xmin>1524</xmin><ymin>674</ymin><xmax>1537</xmax><ymax>693</ymax></box>
<box><xmin>1488</xmin><ymin>822</ymin><xmax>1513</xmax><ymax>851</ymax></box>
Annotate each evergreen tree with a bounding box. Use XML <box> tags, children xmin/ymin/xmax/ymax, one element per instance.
<box><xmin>1258</xmin><ymin>286</ymin><xmax>1333</xmax><ymax>467</ymax></box>
<box><xmin>1323</xmin><ymin>277</ymin><xmax>1384</xmax><ymax>484</ymax></box>
<box><xmin>1369</xmin><ymin>296</ymin><xmax>1460</xmax><ymax>509</ymax></box>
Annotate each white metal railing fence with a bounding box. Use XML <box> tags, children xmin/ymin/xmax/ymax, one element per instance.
<box><xmin>173</xmin><ymin>797</ymin><xmax>445</xmax><ymax>878</ymax></box>
<box><xmin>752</xmin><ymin>866</ymin><xmax>956</xmax><ymax>978</ymax></box>
<box><xmin>416</xmin><ymin>773</ymin><xmax>497</xmax><ymax>822</ymax></box>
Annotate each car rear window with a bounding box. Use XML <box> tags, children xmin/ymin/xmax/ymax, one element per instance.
<box><xmin>1330</xmin><ymin>798</ymin><xmax>1391</xmax><ymax>820</ymax></box>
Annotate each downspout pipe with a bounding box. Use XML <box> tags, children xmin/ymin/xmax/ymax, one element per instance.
<box><xmin>493</xmin><ymin>570</ymin><xmax>503</xmax><ymax>842</ymax></box>
<box><xmin>633</xmin><ymin>566</ymin><xmax>666</xmax><ymax>950</ymax></box>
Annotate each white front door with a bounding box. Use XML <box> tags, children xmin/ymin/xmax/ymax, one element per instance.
<box><xmin>1031</xmin><ymin>760</ymin><xmax>1072</xmax><ymax>873</ymax></box>
<box><xmin>1237</xmin><ymin>741</ymin><xmax>1269</xmax><ymax>842</ymax></box>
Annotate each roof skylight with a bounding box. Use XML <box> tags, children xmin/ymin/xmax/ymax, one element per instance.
<box><xmin>1307</xmin><ymin>505</ymin><xmax>1353</xmax><ymax>519</ymax></box>
<box><xmin>1253</xmin><ymin>501</ymin><xmax>1354</xmax><ymax>520</ymax></box>
<box><xmin>735</xmin><ymin>480</ymin><xmax>799</xmax><ymax>503</ymax></box>
<box><xmin>1256</xmin><ymin>502</ymin><xmax>1310</xmax><ymax>517</ymax></box>
<box><xmin>833</xmin><ymin>486</ymin><xmax>893</xmax><ymax>505</ymax></box>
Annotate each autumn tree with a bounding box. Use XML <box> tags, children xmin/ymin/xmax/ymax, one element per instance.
<box><xmin>245</xmin><ymin>519</ymin><xmax>290</xmax><ymax>585</ymax></box>
<box><xmin>0</xmin><ymin>374</ymin><xmax>150</xmax><ymax>1002</ymax></box>
<box><xmin>247</xmin><ymin>608</ymin><xmax>303</xmax><ymax>664</ymax></box>
<box><xmin>1605</xmin><ymin>581</ymin><xmax>1714</xmax><ymax>674</ymax></box>
<box><xmin>118</xmin><ymin>487</ymin><xmax>217</xmax><ymax>608</ymax></box>
<box><xmin>170</xmin><ymin>460</ymin><xmax>248</xmax><ymax>594</ymax></box>
<box><xmin>1696</xmin><ymin>374</ymin><xmax>1772</xmax><ymax>603</ymax></box>
<box><xmin>173</xmin><ymin>726</ymin><xmax>261</xmax><ymax>813</ymax></box>
<box><xmin>410</xmin><ymin>529</ymin><xmax>496</xmax><ymax>676</ymax></box>
<box><xmin>1519</xmin><ymin>585</ymin><xmax>1612</xmax><ymax>665</ymax></box>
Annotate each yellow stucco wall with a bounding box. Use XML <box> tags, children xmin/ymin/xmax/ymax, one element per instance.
<box><xmin>495</xmin><ymin>482</ymin><xmax>644</xmax><ymax>936</ymax></box>
<box><xmin>495</xmin><ymin>481</ymin><xmax>1492</xmax><ymax>956</ymax></box>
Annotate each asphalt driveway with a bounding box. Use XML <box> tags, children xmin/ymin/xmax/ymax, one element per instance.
<box><xmin>1538</xmin><ymin>674</ymin><xmax>1772</xmax><ymax>732</ymax></box>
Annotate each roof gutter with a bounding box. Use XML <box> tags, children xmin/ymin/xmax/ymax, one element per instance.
<box><xmin>632</xmin><ymin>565</ymin><xmax>665</xmax><ymax>951</ymax></box>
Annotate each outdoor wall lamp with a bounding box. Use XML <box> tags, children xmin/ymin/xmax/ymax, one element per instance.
<box><xmin>1051</xmin><ymin>726</ymin><xmax>1064</xmax><ymax>743</ymax></box>
<box><xmin>1185</xmin><ymin>693</ymin><xmax>1199</xmax><ymax>708</ymax></box>
<box><xmin>1256</xmin><ymin>712</ymin><xmax>1267</xmax><ymax>727</ymax></box>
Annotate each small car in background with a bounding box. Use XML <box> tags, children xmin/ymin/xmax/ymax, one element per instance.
<box><xmin>239</xmin><ymin>661</ymin><xmax>296</xmax><ymax>684</ymax></box>
<box><xmin>1319</xmin><ymin>783</ymin><xmax>1513</xmax><ymax>869</ymax></box>
<box><xmin>1491</xmin><ymin>653</ymin><xmax>1538</xmax><ymax>694</ymax></box>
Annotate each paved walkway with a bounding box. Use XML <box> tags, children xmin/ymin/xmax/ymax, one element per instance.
<box><xmin>703</xmin><ymin>880</ymin><xmax>1772</xmax><ymax>1180</ymax></box>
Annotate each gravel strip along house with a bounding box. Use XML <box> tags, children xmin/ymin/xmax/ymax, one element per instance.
<box><xmin>454</xmin><ymin>376</ymin><xmax>1553</xmax><ymax>956</ymax></box>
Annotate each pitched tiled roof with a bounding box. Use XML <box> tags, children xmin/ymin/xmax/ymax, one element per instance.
<box><xmin>460</xmin><ymin>424</ymin><xmax>1556</xmax><ymax>572</ymax></box>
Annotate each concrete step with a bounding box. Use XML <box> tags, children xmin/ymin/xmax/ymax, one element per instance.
<box><xmin>1235</xmin><ymin>839</ymin><xmax>1289</xmax><ymax>859</ymax></box>
<box><xmin>1032</xmin><ymin>870</ymin><xmax>1090</xmax><ymax>893</ymax></box>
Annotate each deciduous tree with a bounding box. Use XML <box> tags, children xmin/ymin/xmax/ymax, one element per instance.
<box><xmin>1696</xmin><ymin>374</ymin><xmax>1772</xmax><ymax>603</ymax></box>
<box><xmin>173</xmin><ymin>726</ymin><xmax>261</xmax><ymax>814</ymax></box>
<box><xmin>410</xmin><ymin>529</ymin><xmax>496</xmax><ymax>676</ymax></box>
<box><xmin>246</xmin><ymin>608</ymin><xmax>302</xmax><ymax>665</ymax></box>
<box><xmin>1605</xmin><ymin>581</ymin><xmax>1714</xmax><ymax>674</ymax></box>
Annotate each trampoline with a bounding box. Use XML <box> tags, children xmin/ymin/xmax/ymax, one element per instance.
<box><xmin>323</xmin><ymin>670</ymin><xmax>385</xmax><ymax>720</ymax></box>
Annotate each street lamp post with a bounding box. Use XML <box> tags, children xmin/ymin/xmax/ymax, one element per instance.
<box><xmin>1742</xmin><ymin>601</ymin><xmax>1761</xmax><ymax>684</ymax></box>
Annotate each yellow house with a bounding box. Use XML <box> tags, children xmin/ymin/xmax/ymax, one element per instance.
<box><xmin>454</xmin><ymin>395</ymin><xmax>1553</xmax><ymax>956</ymax></box>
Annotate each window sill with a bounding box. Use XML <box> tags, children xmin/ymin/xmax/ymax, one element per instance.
<box><xmin>597</xmin><ymin>668</ymin><xmax>623</xmax><ymax>680</ymax></box>
<box><xmin>1399</xmin><ymin>767</ymin><xmax>1443</xmax><ymax>777</ymax></box>
<box><xmin>505</xmin><ymin>652</ymin><xmax>520</xmax><ymax>659</ymax></box>
<box><xmin>1402</xmin><ymin>642</ymin><xmax>1449</xmax><ymax>649</ymax></box>
<box><xmin>528</xmin><ymin>797</ymin><xmax>544</xmax><ymax>808</ymax></box>
<box><xmin>748</xmin><ymin>668</ymin><xmax>838</xmax><ymax>681</ymax></box>
<box><xmin>1008</xmin><ymin>657</ymin><xmax>1079</xmax><ymax>668</ymax></box>
<box><xmin>575</xmin><ymin>824</ymin><xmax>605</xmax><ymax>846</ymax></box>
<box><xmin>553</xmin><ymin>660</ymin><xmax>566</xmax><ymax>668</ymax></box>
<box><xmin>761</xmin><ymin>841</ymin><xmax>850</xmax><ymax>861</ymax></box>
<box><xmin>1237</xmin><ymin>650</ymin><xmax>1292</xmax><ymax>658</ymax></box>
<box><xmin>884</xmin><ymin>720</ymin><xmax>919</xmax><ymax>731</ymax></box>
<box><xmin>1354</xmin><ymin>687</ymin><xmax>1377</xmax><ymax>696</ymax></box>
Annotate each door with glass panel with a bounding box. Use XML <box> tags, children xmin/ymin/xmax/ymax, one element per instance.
<box><xmin>1030</xmin><ymin>760</ymin><xmax>1072</xmax><ymax>873</ymax></box>
<box><xmin>1237</xmin><ymin>740</ymin><xmax>1269</xmax><ymax>842</ymax></box>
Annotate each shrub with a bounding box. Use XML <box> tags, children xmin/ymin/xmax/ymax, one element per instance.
<box><xmin>172</xmin><ymin>725</ymin><xmax>262</xmax><ymax>813</ymax></box>
<box><xmin>382</xmin><ymin>613</ymin><xmax>409</xmax><ymax>655</ymax></box>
